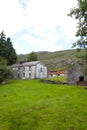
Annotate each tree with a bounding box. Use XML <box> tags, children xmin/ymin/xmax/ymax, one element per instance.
<box><xmin>0</xmin><ymin>31</ymin><xmax>17</xmax><ymax>65</ymax></box>
<box><xmin>68</xmin><ymin>0</ymin><xmax>87</xmax><ymax>67</ymax></box>
<box><xmin>27</xmin><ymin>51</ymin><xmax>38</xmax><ymax>62</ymax></box>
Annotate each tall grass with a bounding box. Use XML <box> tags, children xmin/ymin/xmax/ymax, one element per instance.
<box><xmin>0</xmin><ymin>80</ymin><xmax>87</xmax><ymax>130</ymax></box>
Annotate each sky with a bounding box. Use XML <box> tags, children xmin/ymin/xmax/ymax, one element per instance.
<box><xmin>0</xmin><ymin>0</ymin><xmax>77</xmax><ymax>54</ymax></box>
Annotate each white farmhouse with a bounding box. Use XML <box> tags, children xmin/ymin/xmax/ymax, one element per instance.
<box><xmin>11</xmin><ymin>61</ymin><xmax>47</xmax><ymax>79</ymax></box>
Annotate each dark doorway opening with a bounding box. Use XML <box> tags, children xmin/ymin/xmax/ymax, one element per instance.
<box><xmin>79</xmin><ymin>76</ymin><xmax>84</xmax><ymax>82</ymax></box>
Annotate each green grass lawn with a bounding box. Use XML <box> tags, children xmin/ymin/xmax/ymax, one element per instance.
<box><xmin>0</xmin><ymin>80</ymin><xmax>87</xmax><ymax>130</ymax></box>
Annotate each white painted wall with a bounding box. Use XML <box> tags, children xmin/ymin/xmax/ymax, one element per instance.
<box><xmin>36</xmin><ymin>63</ymin><xmax>47</xmax><ymax>78</ymax></box>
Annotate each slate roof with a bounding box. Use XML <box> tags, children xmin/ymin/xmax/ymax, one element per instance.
<box><xmin>11</xmin><ymin>61</ymin><xmax>40</xmax><ymax>68</ymax></box>
<box><xmin>22</xmin><ymin>61</ymin><xmax>40</xmax><ymax>66</ymax></box>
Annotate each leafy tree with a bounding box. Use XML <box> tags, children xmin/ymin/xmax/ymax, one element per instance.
<box><xmin>0</xmin><ymin>31</ymin><xmax>17</xmax><ymax>65</ymax></box>
<box><xmin>27</xmin><ymin>51</ymin><xmax>38</xmax><ymax>62</ymax></box>
<box><xmin>68</xmin><ymin>0</ymin><xmax>87</xmax><ymax>70</ymax></box>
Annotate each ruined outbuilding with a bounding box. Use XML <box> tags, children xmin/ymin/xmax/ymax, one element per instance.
<box><xmin>68</xmin><ymin>64</ymin><xmax>87</xmax><ymax>85</ymax></box>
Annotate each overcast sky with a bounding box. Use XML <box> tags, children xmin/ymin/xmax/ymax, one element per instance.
<box><xmin>0</xmin><ymin>0</ymin><xmax>77</xmax><ymax>54</ymax></box>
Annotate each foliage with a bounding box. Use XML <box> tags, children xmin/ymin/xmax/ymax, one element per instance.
<box><xmin>27</xmin><ymin>51</ymin><xmax>38</xmax><ymax>62</ymax></box>
<box><xmin>0</xmin><ymin>56</ymin><xmax>7</xmax><ymax>65</ymax></box>
<box><xmin>0</xmin><ymin>80</ymin><xmax>87</xmax><ymax>129</ymax></box>
<box><xmin>68</xmin><ymin>0</ymin><xmax>87</xmax><ymax>65</ymax></box>
<box><xmin>0</xmin><ymin>59</ymin><xmax>11</xmax><ymax>84</ymax></box>
<box><xmin>0</xmin><ymin>31</ymin><xmax>17</xmax><ymax>65</ymax></box>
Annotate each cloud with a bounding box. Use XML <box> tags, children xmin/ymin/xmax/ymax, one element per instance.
<box><xmin>0</xmin><ymin>0</ymin><xmax>77</xmax><ymax>54</ymax></box>
<box><xmin>18</xmin><ymin>0</ymin><xmax>30</xmax><ymax>9</ymax></box>
<box><xmin>0</xmin><ymin>0</ymin><xmax>27</xmax><ymax>36</ymax></box>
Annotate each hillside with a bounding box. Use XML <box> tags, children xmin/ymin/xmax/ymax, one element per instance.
<box><xmin>18</xmin><ymin>49</ymin><xmax>78</xmax><ymax>71</ymax></box>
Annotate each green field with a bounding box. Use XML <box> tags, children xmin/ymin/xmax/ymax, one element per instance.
<box><xmin>0</xmin><ymin>79</ymin><xmax>87</xmax><ymax>130</ymax></box>
<box><xmin>46</xmin><ymin>76</ymin><xmax>67</xmax><ymax>82</ymax></box>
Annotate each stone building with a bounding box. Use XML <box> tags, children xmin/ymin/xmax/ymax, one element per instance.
<box><xmin>68</xmin><ymin>64</ymin><xmax>87</xmax><ymax>84</ymax></box>
<box><xmin>11</xmin><ymin>61</ymin><xmax>47</xmax><ymax>79</ymax></box>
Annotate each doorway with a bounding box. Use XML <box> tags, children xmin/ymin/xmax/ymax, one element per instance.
<box><xmin>79</xmin><ymin>76</ymin><xmax>84</xmax><ymax>82</ymax></box>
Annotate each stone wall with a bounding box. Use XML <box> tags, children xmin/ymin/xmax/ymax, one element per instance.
<box><xmin>68</xmin><ymin>64</ymin><xmax>87</xmax><ymax>84</ymax></box>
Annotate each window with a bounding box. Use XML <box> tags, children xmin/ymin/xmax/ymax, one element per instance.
<box><xmin>51</xmin><ymin>74</ymin><xmax>52</xmax><ymax>77</ymax></box>
<box><xmin>29</xmin><ymin>73</ymin><xmax>31</xmax><ymax>78</ymax></box>
<box><xmin>40</xmin><ymin>67</ymin><xmax>43</xmax><ymax>72</ymax></box>
<box><xmin>17</xmin><ymin>73</ymin><xmax>20</xmax><ymax>78</ymax></box>
<box><xmin>29</xmin><ymin>66</ymin><xmax>31</xmax><ymax>71</ymax></box>
<box><xmin>18</xmin><ymin>67</ymin><xmax>20</xmax><ymax>70</ymax></box>
<box><xmin>23</xmin><ymin>73</ymin><xmax>25</xmax><ymax>77</ymax></box>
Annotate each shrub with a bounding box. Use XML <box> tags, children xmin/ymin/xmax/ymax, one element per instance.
<box><xmin>0</xmin><ymin>62</ymin><xmax>11</xmax><ymax>84</ymax></box>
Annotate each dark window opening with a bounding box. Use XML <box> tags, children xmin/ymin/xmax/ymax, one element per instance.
<box><xmin>23</xmin><ymin>73</ymin><xmax>25</xmax><ymax>77</ymax></box>
<box><xmin>79</xmin><ymin>76</ymin><xmax>84</xmax><ymax>82</ymax></box>
<box><xmin>40</xmin><ymin>68</ymin><xmax>43</xmax><ymax>72</ymax></box>
<box><xmin>29</xmin><ymin>66</ymin><xmax>31</xmax><ymax>71</ymax></box>
<box><xmin>17</xmin><ymin>73</ymin><xmax>20</xmax><ymax>78</ymax></box>
<box><xmin>29</xmin><ymin>73</ymin><xmax>31</xmax><ymax>78</ymax></box>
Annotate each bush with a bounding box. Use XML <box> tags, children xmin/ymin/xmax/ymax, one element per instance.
<box><xmin>0</xmin><ymin>64</ymin><xmax>11</xmax><ymax>84</ymax></box>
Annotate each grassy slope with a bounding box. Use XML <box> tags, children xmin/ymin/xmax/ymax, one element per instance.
<box><xmin>37</xmin><ymin>49</ymin><xmax>76</xmax><ymax>62</ymax></box>
<box><xmin>0</xmin><ymin>80</ymin><xmax>87</xmax><ymax>130</ymax></box>
<box><xmin>37</xmin><ymin>49</ymin><xmax>78</xmax><ymax>71</ymax></box>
